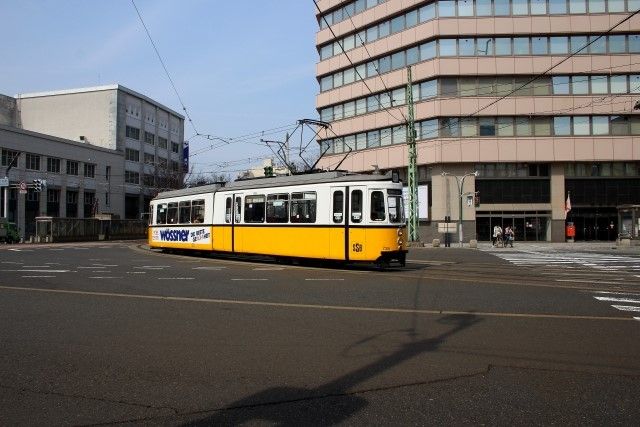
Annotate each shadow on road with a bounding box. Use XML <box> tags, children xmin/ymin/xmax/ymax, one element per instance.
<box><xmin>181</xmin><ymin>313</ymin><xmax>481</xmax><ymax>425</ymax></box>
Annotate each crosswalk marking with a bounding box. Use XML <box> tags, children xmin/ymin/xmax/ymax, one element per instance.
<box><xmin>594</xmin><ymin>296</ymin><xmax>640</xmax><ymax>304</ymax></box>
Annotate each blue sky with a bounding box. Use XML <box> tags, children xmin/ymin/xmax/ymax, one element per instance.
<box><xmin>1</xmin><ymin>0</ymin><xmax>320</xmax><ymax>178</ymax></box>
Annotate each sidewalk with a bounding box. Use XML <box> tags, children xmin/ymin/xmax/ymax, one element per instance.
<box><xmin>416</xmin><ymin>240</ymin><xmax>640</xmax><ymax>253</ymax></box>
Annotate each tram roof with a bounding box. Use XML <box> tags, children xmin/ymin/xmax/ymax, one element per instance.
<box><xmin>152</xmin><ymin>171</ymin><xmax>395</xmax><ymax>201</ymax></box>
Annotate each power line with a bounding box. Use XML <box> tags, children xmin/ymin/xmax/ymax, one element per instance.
<box><xmin>313</xmin><ymin>0</ymin><xmax>407</xmax><ymax>124</ymax></box>
<box><xmin>130</xmin><ymin>0</ymin><xmax>198</xmax><ymax>135</ymax></box>
<box><xmin>469</xmin><ymin>8</ymin><xmax>640</xmax><ymax>118</ymax></box>
<box><xmin>317</xmin><ymin>8</ymin><xmax>640</xmax><ymax>162</ymax></box>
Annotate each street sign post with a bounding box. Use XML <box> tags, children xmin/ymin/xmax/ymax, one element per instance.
<box><xmin>19</xmin><ymin>181</ymin><xmax>27</xmax><ymax>194</ymax></box>
<box><xmin>0</xmin><ymin>177</ymin><xmax>8</xmax><ymax>187</ymax></box>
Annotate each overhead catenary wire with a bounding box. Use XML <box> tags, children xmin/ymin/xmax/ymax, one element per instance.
<box><xmin>317</xmin><ymin>8</ymin><xmax>640</xmax><ymax>159</ymax></box>
<box><xmin>313</xmin><ymin>0</ymin><xmax>407</xmax><ymax>124</ymax></box>
<box><xmin>131</xmin><ymin>0</ymin><xmax>199</xmax><ymax>135</ymax></box>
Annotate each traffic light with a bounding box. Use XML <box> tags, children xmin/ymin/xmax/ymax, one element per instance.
<box><xmin>33</xmin><ymin>179</ymin><xmax>42</xmax><ymax>192</ymax></box>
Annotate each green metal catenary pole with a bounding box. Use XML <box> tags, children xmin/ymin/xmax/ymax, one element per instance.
<box><xmin>405</xmin><ymin>67</ymin><xmax>419</xmax><ymax>242</ymax></box>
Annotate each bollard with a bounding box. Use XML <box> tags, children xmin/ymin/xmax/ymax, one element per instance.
<box><xmin>469</xmin><ymin>239</ymin><xmax>477</xmax><ymax>249</ymax></box>
<box><xmin>432</xmin><ymin>239</ymin><xmax>440</xmax><ymax>247</ymax></box>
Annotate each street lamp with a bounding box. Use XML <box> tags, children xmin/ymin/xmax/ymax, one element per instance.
<box><xmin>442</xmin><ymin>171</ymin><xmax>478</xmax><ymax>247</ymax></box>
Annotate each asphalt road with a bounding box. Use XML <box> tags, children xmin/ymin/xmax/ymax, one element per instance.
<box><xmin>0</xmin><ymin>241</ymin><xmax>639</xmax><ymax>425</ymax></box>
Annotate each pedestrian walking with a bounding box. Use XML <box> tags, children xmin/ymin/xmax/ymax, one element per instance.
<box><xmin>504</xmin><ymin>226</ymin><xmax>514</xmax><ymax>248</ymax></box>
<box><xmin>492</xmin><ymin>225</ymin><xmax>503</xmax><ymax>247</ymax></box>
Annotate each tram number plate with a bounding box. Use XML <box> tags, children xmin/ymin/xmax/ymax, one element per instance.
<box><xmin>352</xmin><ymin>243</ymin><xmax>363</xmax><ymax>253</ymax></box>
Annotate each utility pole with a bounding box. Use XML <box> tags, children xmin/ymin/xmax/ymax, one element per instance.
<box><xmin>2</xmin><ymin>152</ymin><xmax>20</xmax><ymax>220</ymax></box>
<box><xmin>442</xmin><ymin>171</ymin><xmax>478</xmax><ymax>247</ymax></box>
<box><xmin>406</xmin><ymin>66</ymin><xmax>419</xmax><ymax>242</ymax></box>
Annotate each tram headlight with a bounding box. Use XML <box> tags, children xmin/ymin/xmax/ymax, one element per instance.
<box><xmin>397</xmin><ymin>229</ymin><xmax>403</xmax><ymax>237</ymax></box>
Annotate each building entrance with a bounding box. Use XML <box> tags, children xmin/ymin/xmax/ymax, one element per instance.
<box><xmin>477</xmin><ymin>211</ymin><xmax>551</xmax><ymax>242</ymax></box>
<box><xmin>567</xmin><ymin>207</ymin><xmax>617</xmax><ymax>241</ymax></box>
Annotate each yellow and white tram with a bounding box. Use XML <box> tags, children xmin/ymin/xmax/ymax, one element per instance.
<box><xmin>148</xmin><ymin>171</ymin><xmax>408</xmax><ymax>266</ymax></box>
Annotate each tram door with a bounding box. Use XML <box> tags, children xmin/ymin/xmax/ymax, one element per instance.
<box><xmin>330</xmin><ymin>187</ymin><xmax>346</xmax><ymax>260</ymax></box>
<box><xmin>348</xmin><ymin>186</ymin><xmax>367</xmax><ymax>261</ymax></box>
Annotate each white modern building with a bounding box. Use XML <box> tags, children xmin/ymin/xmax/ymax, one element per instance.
<box><xmin>15</xmin><ymin>84</ymin><xmax>186</xmax><ymax>219</ymax></box>
<box><xmin>1</xmin><ymin>85</ymin><xmax>186</xmax><ymax>238</ymax></box>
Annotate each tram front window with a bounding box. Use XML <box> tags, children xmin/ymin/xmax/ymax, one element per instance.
<box><xmin>387</xmin><ymin>189</ymin><xmax>404</xmax><ymax>223</ymax></box>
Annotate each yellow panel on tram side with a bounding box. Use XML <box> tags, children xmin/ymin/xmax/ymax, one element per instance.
<box><xmin>328</xmin><ymin>226</ymin><xmax>346</xmax><ymax>260</ymax></box>
<box><xmin>349</xmin><ymin>226</ymin><xmax>404</xmax><ymax>262</ymax></box>
<box><xmin>212</xmin><ymin>225</ymin><xmax>233</xmax><ymax>252</ymax></box>
<box><xmin>233</xmin><ymin>226</ymin><xmax>340</xmax><ymax>260</ymax></box>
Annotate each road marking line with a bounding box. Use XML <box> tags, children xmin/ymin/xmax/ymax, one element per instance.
<box><xmin>305</xmin><ymin>278</ymin><xmax>345</xmax><ymax>281</ymax></box>
<box><xmin>127</xmin><ymin>272</ymin><xmax>146</xmax><ymax>274</ymax></box>
<box><xmin>157</xmin><ymin>277</ymin><xmax>195</xmax><ymax>280</ymax></box>
<box><xmin>77</xmin><ymin>266</ymin><xmax>107</xmax><ymax>269</ymax></box>
<box><xmin>89</xmin><ymin>277</ymin><xmax>123</xmax><ymax>279</ymax></box>
<box><xmin>231</xmin><ymin>278</ymin><xmax>268</xmax><ymax>281</ymax></box>
<box><xmin>0</xmin><ymin>285</ymin><xmax>633</xmax><ymax>322</ymax></box>
<box><xmin>595</xmin><ymin>296</ymin><xmax>640</xmax><ymax>304</ymax></box>
<box><xmin>133</xmin><ymin>266</ymin><xmax>169</xmax><ymax>269</ymax></box>
<box><xmin>635</xmin><ymin>317</ymin><xmax>640</xmax><ymax>321</ymax></box>
<box><xmin>611</xmin><ymin>305</ymin><xmax>640</xmax><ymax>312</ymax></box>
<box><xmin>555</xmin><ymin>279</ymin><xmax>640</xmax><ymax>285</ymax></box>
<box><xmin>193</xmin><ymin>266</ymin><xmax>226</xmax><ymax>270</ymax></box>
<box><xmin>591</xmin><ymin>291</ymin><xmax>640</xmax><ymax>296</ymax></box>
<box><xmin>21</xmin><ymin>276</ymin><xmax>55</xmax><ymax>278</ymax></box>
<box><xmin>1</xmin><ymin>269</ymin><xmax>70</xmax><ymax>273</ymax></box>
<box><xmin>92</xmin><ymin>264</ymin><xmax>118</xmax><ymax>267</ymax></box>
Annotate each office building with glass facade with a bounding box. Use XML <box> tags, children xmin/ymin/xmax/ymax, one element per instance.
<box><xmin>315</xmin><ymin>0</ymin><xmax>640</xmax><ymax>242</ymax></box>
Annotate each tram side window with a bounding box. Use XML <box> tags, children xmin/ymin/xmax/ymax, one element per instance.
<box><xmin>387</xmin><ymin>189</ymin><xmax>404</xmax><ymax>223</ymax></box>
<box><xmin>179</xmin><ymin>201</ymin><xmax>191</xmax><ymax>223</ymax></box>
<box><xmin>191</xmin><ymin>199</ymin><xmax>205</xmax><ymax>223</ymax></box>
<box><xmin>225</xmin><ymin>197</ymin><xmax>232</xmax><ymax>223</ymax></box>
<box><xmin>370</xmin><ymin>191</ymin><xmax>386</xmax><ymax>221</ymax></box>
<box><xmin>351</xmin><ymin>190</ymin><xmax>363</xmax><ymax>223</ymax></box>
<box><xmin>156</xmin><ymin>203</ymin><xmax>167</xmax><ymax>224</ymax></box>
<box><xmin>235</xmin><ymin>197</ymin><xmax>242</xmax><ymax>223</ymax></box>
<box><xmin>333</xmin><ymin>191</ymin><xmax>344</xmax><ymax>223</ymax></box>
<box><xmin>290</xmin><ymin>192</ymin><xmax>317</xmax><ymax>223</ymax></box>
<box><xmin>244</xmin><ymin>195</ymin><xmax>265</xmax><ymax>223</ymax></box>
<box><xmin>266</xmin><ymin>193</ymin><xmax>289</xmax><ymax>223</ymax></box>
<box><xmin>167</xmin><ymin>202</ymin><xmax>179</xmax><ymax>224</ymax></box>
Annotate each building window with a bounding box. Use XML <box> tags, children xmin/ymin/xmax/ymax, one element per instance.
<box><xmin>84</xmin><ymin>163</ymin><xmax>96</xmax><ymax>178</ymax></box>
<box><xmin>106</xmin><ymin>166</ymin><xmax>111</xmax><ymax>182</ymax></box>
<box><xmin>171</xmin><ymin>142</ymin><xmax>180</xmax><ymax>153</ymax></box>
<box><xmin>144</xmin><ymin>153</ymin><xmax>155</xmax><ymax>164</ymax></box>
<box><xmin>66</xmin><ymin>190</ymin><xmax>78</xmax><ymax>218</ymax></box>
<box><xmin>125</xmin><ymin>170</ymin><xmax>140</xmax><ymax>184</ymax></box>
<box><xmin>25</xmin><ymin>153</ymin><xmax>40</xmax><ymax>171</ymax></box>
<box><xmin>144</xmin><ymin>131</ymin><xmax>155</xmax><ymax>145</ymax></box>
<box><xmin>125</xmin><ymin>148</ymin><xmax>140</xmax><ymax>162</ymax></box>
<box><xmin>143</xmin><ymin>174</ymin><xmax>154</xmax><ymax>186</ymax></box>
<box><xmin>1</xmin><ymin>149</ymin><xmax>19</xmax><ymax>167</ymax></box>
<box><xmin>158</xmin><ymin>137</ymin><xmax>168</xmax><ymax>149</ymax></box>
<box><xmin>66</xmin><ymin>160</ymin><xmax>79</xmax><ymax>175</ymax></box>
<box><xmin>47</xmin><ymin>157</ymin><xmax>61</xmax><ymax>173</ymax></box>
<box><xmin>126</xmin><ymin>125</ymin><xmax>140</xmax><ymax>140</ymax></box>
